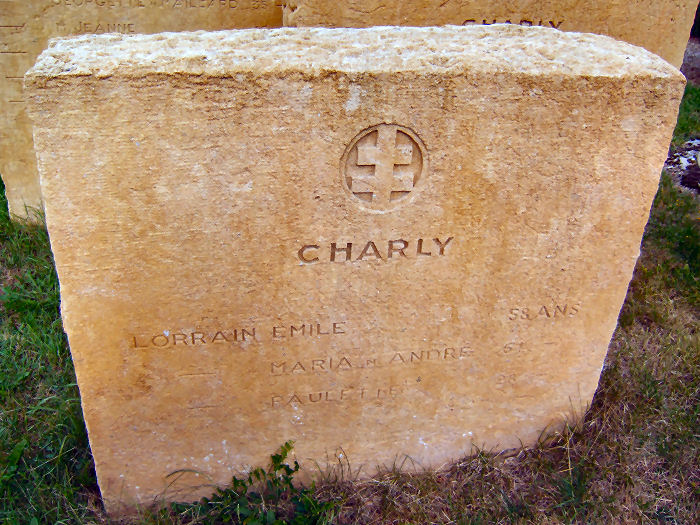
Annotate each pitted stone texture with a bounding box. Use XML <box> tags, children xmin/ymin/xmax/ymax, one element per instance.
<box><xmin>283</xmin><ymin>0</ymin><xmax>697</xmax><ymax>68</ymax></box>
<box><xmin>26</xmin><ymin>25</ymin><xmax>685</xmax><ymax>514</ymax></box>
<box><xmin>0</xmin><ymin>0</ymin><xmax>282</xmax><ymax>221</ymax></box>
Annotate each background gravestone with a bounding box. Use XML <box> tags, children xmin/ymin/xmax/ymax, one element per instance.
<box><xmin>0</xmin><ymin>0</ymin><xmax>283</xmax><ymax>221</ymax></box>
<box><xmin>26</xmin><ymin>25</ymin><xmax>685</xmax><ymax>513</ymax></box>
<box><xmin>284</xmin><ymin>0</ymin><xmax>698</xmax><ymax>68</ymax></box>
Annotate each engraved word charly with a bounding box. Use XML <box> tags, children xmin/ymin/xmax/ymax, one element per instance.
<box><xmin>342</xmin><ymin>123</ymin><xmax>427</xmax><ymax>211</ymax></box>
<box><xmin>298</xmin><ymin>237</ymin><xmax>454</xmax><ymax>264</ymax></box>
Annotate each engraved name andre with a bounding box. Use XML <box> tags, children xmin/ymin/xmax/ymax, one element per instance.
<box><xmin>270</xmin><ymin>344</ymin><xmax>474</xmax><ymax>376</ymax></box>
<box><xmin>297</xmin><ymin>237</ymin><xmax>454</xmax><ymax>263</ymax></box>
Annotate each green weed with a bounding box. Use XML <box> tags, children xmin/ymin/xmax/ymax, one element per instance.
<box><xmin>155</xmin><ymin>441</ymin><xmax>339</xmax><ymax>524</ymax></box>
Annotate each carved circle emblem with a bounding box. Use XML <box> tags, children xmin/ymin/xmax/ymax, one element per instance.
<box><xmin>341</xmin><ymin>123</ymin><xmax>427</xmax><ymax>211</ymax></box>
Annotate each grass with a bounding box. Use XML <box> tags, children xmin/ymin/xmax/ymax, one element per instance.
<box><xmin>1</xmin><ymin>87</ymin><xmax>699</xmax><ymax>523</ymax></box>
<box><xmin>0</xmin><ymin>191</ymin><xmax>98</xmax><ymax>523</ymax></box>
<box><xmin>673</xmin><ymin>83</ymin><xmax>700</xmax><ymax>145</ymax></box>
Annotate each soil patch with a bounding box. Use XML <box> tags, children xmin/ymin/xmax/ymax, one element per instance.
<box><xmin>664</xmin><ymin>139</ymin><xmax>700</xmax><ymax>193</ymax></box>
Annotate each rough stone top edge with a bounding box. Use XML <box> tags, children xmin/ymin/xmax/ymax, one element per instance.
<box><xmin>26</xmin><ymin>25</ymin><xmax>682</xmax><ymax>82</ymax></box>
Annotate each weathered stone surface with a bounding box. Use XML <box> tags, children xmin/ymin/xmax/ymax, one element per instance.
<box><xmin>1</xmin><ymin>0</ymin><xmax>282</xmax><ymax>221</ymax></box>
<box><xmin>283</xmin><ymin>0</ymin><xmax>697</xmax><ymax>68</ymax></box>
<box><xmin>26</xmin><ymin>25</ymin><xmax>684</xmax><ymax>513</ymax></box>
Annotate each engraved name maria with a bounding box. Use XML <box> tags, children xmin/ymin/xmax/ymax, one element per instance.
<box><xmin>297</xmin><ymin>237</ymin><xmax>454</xmax><ymax>263</ymax></box>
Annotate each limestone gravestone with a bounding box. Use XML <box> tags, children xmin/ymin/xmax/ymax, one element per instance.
<box><xmin>26</xmin><ymin>25</ymin><xmax>685</xmax><ymax>513</ymax></box>
<box><xmin>283</xmin><ymin>0</ymin><xmax>697</xmax><ymax>68</ymax></box>
<box><xmin>0</xmin><ymin>0</ymin><xmax>282</xmax><ymax>221</ymax></box>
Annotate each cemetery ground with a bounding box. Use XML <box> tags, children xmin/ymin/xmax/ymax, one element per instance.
<box><xmin>0</xmin><ymin>85</ymin><xmax>698</xmax><ymax>524</ymax></box>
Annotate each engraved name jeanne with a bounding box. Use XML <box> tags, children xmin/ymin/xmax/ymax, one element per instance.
<box><xmin>72</xmin><ymin>21</ymin><xmax>136</xmax><ymax>33</ymax></box>
<box><xmin>298</xmin><ymin>237</ymin><xmax>454</xmax><ymax>264</ymax></box>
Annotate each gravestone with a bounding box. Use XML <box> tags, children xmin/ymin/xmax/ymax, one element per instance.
<box><xmin>26</xmin><ymin>25</ymin><xmax>685</xmax><ymax>513</ymax></box>
<box><xmin>283</xmin><ymin>0</ymin><xmax>697</xmax><ymax>68</ymax></box>
<box><xmin>0</xmin><ymin>0</ymin><xmax>282</xmax><ymax>221</ymax></box>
